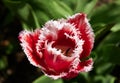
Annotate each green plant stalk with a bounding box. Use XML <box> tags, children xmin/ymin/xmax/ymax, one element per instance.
<box><xmin>94</xmin><ymin>23</ymin><xmax>115</xmax><ymax>50</ymax></box>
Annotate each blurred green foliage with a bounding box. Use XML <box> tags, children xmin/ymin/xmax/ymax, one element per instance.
<box><xmin>33</xmin><ymin>75</ymin><xmax>63</xmax><ymax>83</ymax></box>
<box><xmin>1</xmin><ymin>0</ymin><xmax>120</xmax><ymax>83</ymax></box>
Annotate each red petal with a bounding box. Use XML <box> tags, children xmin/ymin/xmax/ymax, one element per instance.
<box><xmin>77</xmin><ymin>58</ymin><xmax>93</xmax><ymax>72</ymax></box>
<box><xmin>67</xmin><ymin>13</ymin><xmax>94</xmax><ymax>59</ymax></box>
<box><xmin>19</xmin><ymin>30</ymin><xmax>47</xmax><ymax>69</ymax></box>
<box><xmin>54</xmin><ymin>27</ymin><xmax>75</xmax><ymax>48</ymax></box>
<box><xmin>43</xmin><ymin>42</ymin><xmax>74</xmax><ymax>74</ymax></box>
<box><xmin>39</xmin><ymin>20</ymin><xmax>84</xmax><ymax>78</ymax></box>
<box><xmin>63</xmin><ymin>72</ymin><xmax>78</xmax><ymax>79</ymax></box>
<box><xmin>63</xmin><ymin>58</ymin><xmax>93</xmax><ymax>79</ymax></box>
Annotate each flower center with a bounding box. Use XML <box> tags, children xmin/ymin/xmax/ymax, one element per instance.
<box><xmin>55</xmin><ymin>45</ymin><xmax>73</xmax><ymax>57</ymax></box>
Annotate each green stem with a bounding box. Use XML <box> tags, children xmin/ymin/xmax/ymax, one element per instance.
<box><xmin>93</xmin><ymin>23</ymin><xmax>115</xmax><ymax>50</ymax></box>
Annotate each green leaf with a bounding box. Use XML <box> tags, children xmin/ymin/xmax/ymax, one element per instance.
<box><xmin>115</xmin><ymin>0</ymin><xmax>120</xmax><ymax>5</ymax></box>
<box><xmin>95</xmin><ymin>62</ymin><xmax>114</xmax><ymax>74</ymax></box>
<box><xmin>101</xmin><ymin>31</ymin><xmax>120</xmax><ymax>44</ymax></box>
<box><xmin>84</xmin><ymin>0</ymin><xmax>98</xmax><ymax>16</ymax></box>
<box><xmin>3</xmin><ymin>0</ymin><xmax>40</xmax><ymax>29</ymax></box>
<box><xmin>3</xmin><ymin>0</ymin><xmax>23</xmax><ymax>10</ymax></box>
<box><xmin>49</xmin><ymin>0</ymin><xmax>72</xmax><ymax>18</ymax></box>
<box><xmin>74</xmin><ymin>0</ymin><xmax>88</xmax><ymax>13</ymax></box>
<box><xmin>33</xmin><ymin>75</ymin><xmax>63</xmax><ymax>83</ymax></box>
<box><xmin>74</xmin><ymin>0</ymin><xmax>98</xmax><ymax>16</ymax></box>
<box><xmin>94</xmin><ymin>75</ymin><xmax>116</xmax><ymax>83</ymax></box>
<box><xmin>105</xmin><ymin>75</ymin><xmax>116</xmax><ymax>83</ymax></box>
<box><xmin>17</xmin><ymin>4</ymin><xmax>40</xmax><ymax>29</ymax></box>
<box><xmin>55</xmin><ymin>0</ymin><xmax>73</xmax><ymax>15</ymax></box>
<box><xmin>94</xmin><ymin>31</ymin><xmax>120</xmax><ymax>75</ymax></box>
<box><xmin>29</xmin><ymin>0</ymin><xmax>72</xmax><ymax>19</ymax></box>
<box><xmin>21</xmin><ymin>21</ymin><xmax>31</xmax><ymax>30</ymax></box>
<box><xmin>90</xmin><ymin>3</ymin><xmax>120</xmax><ymax>25</ymax></box>
<box><xmin>94</xmin><ymin>75</ymin><xmax>105</xmax><ymax>83</ymax></box>
<box><xmin>94</xmin><ymin>23</ymin><xmax>114</xmax><ymax>49</ymax></box>
<box><xmin>30</xmin><ymin>7</ymin><xmax>40</xmax><ymax>28</ymax></box>
<box><xmin>34</xmin><ymin>11</ymin><xmax>50</xmax><ymax>25</ymax></box>
<box><xmin>91</xmin><ymin>3</ymin><xmax>120</xmax><ymax>49</ymax></box>
<box><xmin>96</xmin><ymin>31</ymin><xmax>120</xmax><ymax>65</ymax></box>
<box><xmin>102</xmin><ymin>45</ymin><xmax>120</xmax><ymax>65</ymax></box>
<box><xmin>61</xmin><ymin>0</ymin><xmax>77</xmax><ymax>11</ymax></box>
<box><xmin>4</xmin><ymin>0</ymin><xmax>73</xmax><ymax>29</ymax></box>
<box><xmin>111</xmin><ymin>23</ymin><xmax>120</xmax><ymax>32</ymax></box>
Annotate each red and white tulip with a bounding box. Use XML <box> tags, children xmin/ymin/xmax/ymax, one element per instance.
<box><xmin>19</xmin><ymin>13</ymin><xmax>94</xmax><ymax>79</ymax></box>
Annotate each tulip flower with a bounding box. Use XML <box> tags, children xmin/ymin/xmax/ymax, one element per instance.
<box><xmin>19</xmin><ymin>13</ymin><xmax>94</xmax><ymax>79</ymax></box>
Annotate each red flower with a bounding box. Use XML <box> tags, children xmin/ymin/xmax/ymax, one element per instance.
<box><xmin>19</xmin><ymin>13</ymin><xmax>94</xmax><ymax>79</ymax></box>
